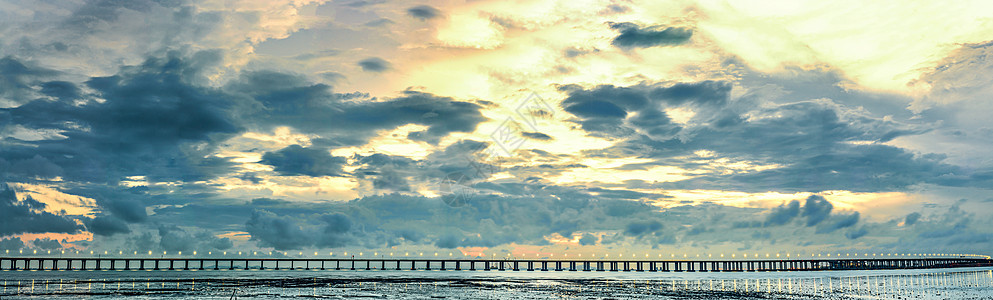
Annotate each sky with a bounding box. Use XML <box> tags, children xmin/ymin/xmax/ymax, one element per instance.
<box><xmin>2</xmin><ymin>0</ymin><xmax>993</xmax><ymax>259</ymax></box>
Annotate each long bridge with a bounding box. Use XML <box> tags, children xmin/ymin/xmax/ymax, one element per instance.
<box><xmin>2</xmin><ymin>257</ymin><xmax>990</xmax><ymax>272</ymax></box>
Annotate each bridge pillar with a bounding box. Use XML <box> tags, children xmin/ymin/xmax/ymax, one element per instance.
<box><xmin>570</xmin><ymin>261</ymin><xmax>577</xmax><ymax>271</ymax></box>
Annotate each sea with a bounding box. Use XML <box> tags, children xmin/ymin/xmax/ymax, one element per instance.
<box><xmin>1</xmin><ymin>267</ymin><xmax>991</xmax><ymax>299</ymax></box>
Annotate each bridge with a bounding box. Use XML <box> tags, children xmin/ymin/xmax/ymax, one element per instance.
<box><xmin>2</xmin><ymin>257</ymin><xmax>990</xmax><ymax>272</ymax></box>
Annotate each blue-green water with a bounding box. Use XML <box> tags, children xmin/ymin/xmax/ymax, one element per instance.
<box><xmin>1</xmin><ymin>267</ymin><xmax>991</xmax><ymax>299</ymax></box>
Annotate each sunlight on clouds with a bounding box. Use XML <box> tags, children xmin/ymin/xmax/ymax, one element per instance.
<box><xmin>240</xmin><ymin>127</ymin><xmax>315</xmax><ymax>148</ymax></box>
<box><xmin>436</xmin><ymin>13</ymin><xmax>504</xmax><ymax>49</ymax></box>
<box><xmin>331</xmin><ymin>124</ymin><xmax>434</xmax><ymax>160</ymax></box>
<box><xmin>695</xmin><ymin>0</ymin><xmax>993</xmax><ymax>94</ymax></box>
<box><xmin>665</xmin><ymin>107</ymin><xmax>696</xmax><ymax>124</ymax></box>
<box><xmin>213</xmin><ymin>174</ymin><xmax>359</xmax><ymax>202</ymax></box>
<box><xmin>214</xmin><ymin>127</ymin><xmax>317</xmax><ymax>172</ymax></box>
<box><xmin>8</xmin><ymin>183</ymin><xmax>97</xmax><ymax>217</ymax></box>
<box><xmin>551</xmin><ymin>164</ymin><xmax>691</xmax><ymax>185</ymax></box>
<box><xmin>15</xmin><ymin>232</ymin><xmax>93</xmax><ymax>250</ymax></box>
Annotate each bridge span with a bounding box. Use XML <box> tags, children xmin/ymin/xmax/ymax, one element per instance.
<box><xmin>2</xmin><ymin>257</ymin><xmax>990</xmax><ymax>272</ymax></box>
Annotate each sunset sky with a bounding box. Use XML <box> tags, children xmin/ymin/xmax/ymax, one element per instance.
<box><xmin>2</xmin><ymin>0</ymin><xmax>993</xmax><ymax>258</ymax></box>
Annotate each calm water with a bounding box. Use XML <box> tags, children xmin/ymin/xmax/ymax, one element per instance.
<box><xmin>1</xmin><ymin>267</ymin><xmax>991</xmax><ymax>299</ymax></box>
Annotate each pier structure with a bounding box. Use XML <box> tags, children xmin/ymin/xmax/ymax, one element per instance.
<box><xmin>1</xmin><ymin>257</ymin><xmax>989</xmax><ymax>272</ymax></box>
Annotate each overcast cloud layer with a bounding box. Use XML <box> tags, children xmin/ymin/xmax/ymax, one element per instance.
<box><xmin>2</xmin><ymin>0</ymin><xmax>993</xmax><ymax>258</ymax></box>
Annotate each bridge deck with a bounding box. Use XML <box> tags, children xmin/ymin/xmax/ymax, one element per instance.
<box><xmin>1</xmin><ymin>257</ymin><xmax>989</xmax><ymax>272</ymax></box>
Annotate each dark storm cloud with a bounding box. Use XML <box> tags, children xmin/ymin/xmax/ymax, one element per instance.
<box><xmin>762</xmin><ymin>195</ymin><xmax>857</xmax><ymax>232</ymax></box>
<box><xmin>0</xmin><ymin>237</ymin><xmax>24</xmax><ymax>251</ymax></box>
<box><xmin>245</xmin><ymin>209</ymin><xmax>354</xmax><ymax>250</ymax></box>
<box><xmin>559</xmin><ymin>81</ymin><xmax>729</xmax><ymax>138</ymax></box>
<box><xmin>802</xmin><ymin>195</ymin><xmax>833</xmax><ymax>226</ymax></box>
<box><xmin>904</xmin><ymin>212</ymin><xmax>922</xmax><ymax>225</ymax></box>
<box><xmin>0</xmin><ymin>183</ymin><xmax>82</xmax><ymax>235</ymax></box>
<box><xmin>40</xmin><ymin>81</ymin><xmax>83</xmax><ymax>100</ymax></box>
<box><xmin>0</xmin><ymin>56</ymin><xmax>59</xmax><ymax>106</ymax></box>
<box><xmin>31</xmin><ymin>237</ymin><xmax>63</xmax><ymax>249</ymax></box>
<box><xmin>357</xmin><ymin>57</ymin><xmax>391</xmax><ymax>72</ymax></box>
<box><xmin>118</xmin><ymin>225</ymin><xmax>234</xmax><ymax>252</ymax></box>
<box><xmin>560</xmin><ymin>81</ymin><xmax>986</xmax><ymax>193</ymax></box>
<box><xmin>228</xmin><ymin>71</ymin><xmax>486</xmax><ymax>146</ymax></box>
<box><xmin>845</xmin><ymin>227</ymin><xmax>868</xmax><ymax>239</ymax></box>
<box><xmin>406</xmin><ymin>5</ymin><xmax>441</xmax><ymax>20</ymax></box>
<box><xmin>1</xmin><ymin>52</ymin><xmax>239</xmax><ymax>184</ymax></box>
<box><xmin>624</xmin><ymin>220</ymin><xmax>663</xmax><ymax>236</ymax></box>
<box><xmin>260</xmin><ymin>145</ymin><xmax>348</xmax><ymax>177</ymax></box>
<box><xmin>608</xmin><ymin>22</ymin><xmax>692</xmax><ymax>49</ymax></box>
<box><xmin>817</xmin><ymin>212</ymin><xmax>859</xmax><ymax>233</ymax></box>
<box><xmin>85</xmin><ymin>215</ymin><xmax>131</xmax><ymax>236</ymax></box>
<box><xmin>8</xmin><ymin>155</ymin><xmax>64</xmax><ymax>179</ymax></box>
<box><xmin>245</xmin><ymin>210</ymin><xmax>317</xmax><ymax>250</ymax></box>
<box><xmin>765</xmin><ymin>200</ymin><xmax>800</xmax><ymax>226</ymax></box>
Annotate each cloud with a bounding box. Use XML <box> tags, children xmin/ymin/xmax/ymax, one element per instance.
<box><xmin>85</xmin><ymin>215</ymin><xmax>131</xmax><ymax>236</ymax></box>
<box><xmin>0</xmin><ymin>237</ymin><xmax>24</xmax><ymax>251</ymax></box>
<box><xmin>0</xmin><ymin>183</ymin><xmax>82</xmax><ymax>235</ymax></box>
<box><xmin>578</xmin><ymin>233</ymin><xmax>597</xmax><ymax>246</ymax></box>
<box><xmin>608</xmin><ymin>22</ymin><xmax>692</xmax><ymax>49</ymax></box>
<box><xmin>31</xmin><ymin>237</ymin><xmax>62</xmax><ymax>249</ymax></box>
<box><xmin>260</xmin><ymin>145</ymin><xmax>348</xmax><ymax>177</ymax></box>
<box><xmin>118</xmin><ymin>225</ymin><xmax>235</xmax><ymax>252</ymax></box>
<box><xmin>818</xmin><ymin>212</ymin><xmax>860</xmax><ymax>233</ymax></box>
<box><xmin>1</xmin><ymin>53</ymin><xmax>240</xmax><ymax>184</ymax></box>
<box><xmin>521</xmin><ymin>131</ymin><xmax>552</xmax><ymax>141</ymax></box>
<box><xmin>802</xmin><ymin>195</ymin><xmax>833</xmax><ymax>226</ymax></box>
<box><xmin>407</xmin><ymin>5</ymin><xmax>441</xmax><ymax>21</ymax></box>
<box><xmin>625</xmin><ymin>220</ymin><xmax>663</xmax><ymax>236</ymax></box>
<box><xmin>8</xmin><ymin>155</ymin><xmax>64</xmax><ymax>179</ymax></box>
<box><xmin>904</xmin><ymin>212</ymin><xmax>922</xmax><ymax>226</ymax></box>
<box><xmin>228</xmin><ymin>72</ymin><xmax>486</xmax><ymax>145</ymax></box>
<box><xmin>358</xmin><ymin>57</ymin><xmax>391</xmax><ymax>72</ymax></box>
<box><xmin>0</xmin><ymin>56</ymin><xmax>59</xmax><ymax>107</ymax></box>
<box><xmin>559</xmin><ymin>80</ymin><xmax>979</xmax><ymax>193</ymax></box>
<box><xmin>765</xmin><ymin>200</ymin><xmax>800</xmax><ymax>226</ymax></box>
<box><xmin>845</xmin><ymin>227</ymin><xmax>868</xmax><ymax>240</ymax></box>
<box><xmin>245</xmin><ymin>209</ymin><xmax>318</xmax><ymax>250</ymax></box>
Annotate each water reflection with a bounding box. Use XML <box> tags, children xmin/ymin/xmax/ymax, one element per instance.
<box><xmin>0</xmin><ymin>268</ymin><xmax>991</xmax><ymax>299</ymax></box>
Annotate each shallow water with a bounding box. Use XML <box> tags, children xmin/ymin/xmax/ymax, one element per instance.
<box><xmin>1</xmin><ymin>267</ymin><xmax>991</xmax><ymax>299</ymax></box>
